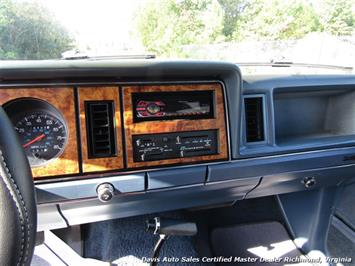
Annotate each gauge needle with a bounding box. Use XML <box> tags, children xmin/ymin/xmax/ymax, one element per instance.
<box><xmin>23</xmin><ymin>133</ymin><xmax>46</xmax><ymax>148</ymax></box>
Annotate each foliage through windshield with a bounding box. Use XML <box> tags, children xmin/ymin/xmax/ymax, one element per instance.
<box><xmin>0</xmin><ymin>0</ymin><xmax>354</xmax><ymax>73</ymax></box>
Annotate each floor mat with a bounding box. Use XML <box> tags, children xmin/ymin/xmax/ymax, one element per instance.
<box><xmin>83</xmin><ymin>212</ymin><xmax>203</xmax><ymax>266</ymax></box>
<box><xmin>335</xmin><ymin>182</ymin><xmax>355</xmax><ymax>231</ymax></box>
<box><xmin>193</xmin><ymin>197</ymin><xmax>288</xmax><ymax>262</ymax></box>
<box><xmin>327</xmin><ymin>217</ymin><xmax>355</xmax><ymax>266</ymax></box>
<box><xmin>210</xmin><ymin>221</ymin><xmax>304</xmax><ymax>266</ymax></box>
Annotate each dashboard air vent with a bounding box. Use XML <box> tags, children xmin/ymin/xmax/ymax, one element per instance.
<box><xmin>85</xmin><ymin>101</ymin><xmax>117</xmax><ymax>158</ymax></box>
<box><xmin>244</xmin><ymin>97</ymin><xmax>265</xmax><ymax>142</ymax></box>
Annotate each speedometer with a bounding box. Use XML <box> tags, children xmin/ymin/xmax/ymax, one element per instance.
<box><xmin>14</xmin><ymin>112</ymin><xmax>68</xmax><ymax>167</ymax></box>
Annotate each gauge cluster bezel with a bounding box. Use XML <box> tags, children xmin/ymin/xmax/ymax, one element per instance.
<box><xmin>4</xmin><ymin>97</ymin><xmax>69</xmax><ymax>167</ymax></box>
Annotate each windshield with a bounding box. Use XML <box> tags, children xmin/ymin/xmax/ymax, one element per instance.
<box><xmin>0</xmin><ymin>0</ymin><xmax>354</xmax><ymax>74</ymax></box>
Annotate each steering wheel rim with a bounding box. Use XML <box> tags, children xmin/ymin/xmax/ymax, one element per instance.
<box><xmin>0</xmin><ymin>106</ymin><xmax>37</xmax><ymax>266</ymax></box>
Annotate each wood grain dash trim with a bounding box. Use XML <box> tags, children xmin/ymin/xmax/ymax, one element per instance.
<box><xmin>123</xmin><ymin>83</ymin><xmax>228</xmax><ymax>168</ymax></box>
<box><xmin>0</xmin><ymin>87</ymin><xmax>79</xmax><ymax>179</ymax></box>
<box><xmin>78</xmin><ymin>86</ymin><xmax>124</xmax><ymax>173</ymax></box>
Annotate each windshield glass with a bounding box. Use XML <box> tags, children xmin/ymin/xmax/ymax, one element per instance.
<box><xmin>0</xmin><ymin>0</ymin><xmax>354</xmax><ymax>74</ymax></box>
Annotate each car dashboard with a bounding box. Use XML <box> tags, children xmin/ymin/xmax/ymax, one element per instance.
<box><xmin>1</xmin><ymin>60</ymin><xmax>355</xmax><ymax>231</ymax></box>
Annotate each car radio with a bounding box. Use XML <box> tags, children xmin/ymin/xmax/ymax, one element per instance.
<box><xmin>132</xmin><ymin>90</ymin><xmax>215</xmax><ymax>122</ymax></box>
<box><xmin>132</xmin><ymin>130</ymin><xmax>218</xmax><ymax>162</ymax></box>
<box><xmin>123</xmin><ymin>84</ymin><xmax>228</xmax><ymax>168</ymax></box>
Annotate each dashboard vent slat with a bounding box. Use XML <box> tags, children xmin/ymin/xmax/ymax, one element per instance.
<box><xmin>85</xmin><ymin>101</ymin><xmax>117</xmax><ymax>158</ymax></box>
<box><xmin>244</xmin><ymin>97</ymin><xmax>265</xmax><ymax>143</ymax></box>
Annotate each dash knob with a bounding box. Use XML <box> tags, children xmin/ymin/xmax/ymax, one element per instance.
<box><xmin>96</xmin><ymin>183</ymin><xmax>115</xmax><ymax>202</ymax></box>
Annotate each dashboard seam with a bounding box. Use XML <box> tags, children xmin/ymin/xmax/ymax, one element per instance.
<box><xmin>56</xmin><ymin>204</ymin><xmax>69</xmax><ymax>227</ymax></box>
<box><xmin>243</xmin><ymin>176</ymin><xmax>263</xmax><ymax>200</ymax></box>
<box><xmin>119</xmin><ymin>86</ymin><xmax>128</xmax><ymax>168</ymax></box>
<box><xmin>73</xmin><ymin>87</ymin><xmax>83</xmax><ymax>174</ymax></box>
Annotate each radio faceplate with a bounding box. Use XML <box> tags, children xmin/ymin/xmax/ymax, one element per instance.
<box><xmin>123</xmin><ymin>83</ymin><xmax>228</xmax><ymax>168</ymax></box>
<box><xmin>132</xmin><ymin>90</ymin><xmax>215</xmax><ymax>122</ymax></box>
<box><xmin>132</xmin><ymin>130</ymin><xmax>218</xmax><ymax>162</ymax></box>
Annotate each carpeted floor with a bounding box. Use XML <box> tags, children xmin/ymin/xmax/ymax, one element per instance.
<box><xmin>191</xmin><ymin>196</ymin><xmax>289</xmax><ymax>260</ymax></box>
<box><xmin>210</xmin><ymin>221</ymin><xmax>304</xmax><ymax>266</ymax></box>
<box><xmin>327</xmin><ymin>219</ymin><xmax>355</xmax><ymax>266</ymax></box>
<box><xmin>83</xmin><ymin>211</ymin><xmax>204</xmax><ymax>266</ymax></box>
<box><xmin>335</xmin><ymin>182</ymin><xmax>355</xmax><ymax>231</ymax></box>
<box><xmin>327</xmin><ymin>182</ymin><xmax>355</xmax><ymax>266</ymax></box>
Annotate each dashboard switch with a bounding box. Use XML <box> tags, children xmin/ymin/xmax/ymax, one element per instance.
<box><xmin>96</xmin><ymin>183</ymin><xmax>115</xmax><ymax>202</ymax></box>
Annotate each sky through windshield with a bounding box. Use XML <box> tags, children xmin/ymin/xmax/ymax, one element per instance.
<box><xmin>0</xmin><ymin>0</ymin><xmax>354</xmax><ymax>73</ymax></box>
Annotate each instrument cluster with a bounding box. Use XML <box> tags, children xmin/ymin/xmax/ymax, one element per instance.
<box><xmin>4</xmin><ymin>98</ymin><xmax>68</xmax><ymax>167</ymax></box>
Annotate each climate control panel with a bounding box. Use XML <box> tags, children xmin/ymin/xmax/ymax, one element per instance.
<box><xmin>132</xmin><ymin>130</ymin><xmax>218</xmax><ymax>162</ymax></box>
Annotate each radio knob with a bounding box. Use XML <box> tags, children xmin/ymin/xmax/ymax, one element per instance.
<box><xmin>146</xmin><ymin>103</ymin><xmax>161</xmax><ymax>115</ymax></box>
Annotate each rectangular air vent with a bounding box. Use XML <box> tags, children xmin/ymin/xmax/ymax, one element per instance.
<box><xmin>244</xmin><ymin>96</ymin><xmax>265</xmax><ymax>142</ymax></box>
<box><xmin>85</xmin><ymin>101</ymin><xmax>117</xmax><ymax>158</ymax></box>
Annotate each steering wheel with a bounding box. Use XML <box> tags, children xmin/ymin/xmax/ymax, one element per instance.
<box><xmin>0</xmin><ymin>107</ymin><xmax>37</xmax><ymax>266</ymax></box>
